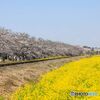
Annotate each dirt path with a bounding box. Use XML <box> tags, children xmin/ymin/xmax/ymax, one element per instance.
<box><xmin>0</xmin><ymin>56</ymin><xmax>86</xmax><ymax>99</ymax></box>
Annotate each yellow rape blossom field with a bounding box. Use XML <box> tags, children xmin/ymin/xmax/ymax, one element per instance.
<box><xmin>10</xmin><ymin>56</ymin><xmax>100</xmax><ymax>100</ymax></box>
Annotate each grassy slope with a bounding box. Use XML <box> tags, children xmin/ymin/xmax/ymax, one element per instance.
<box><xmin>11</xmin><ymin>56</ymin><xmax>100</xmax><ymax>100</ymax></box>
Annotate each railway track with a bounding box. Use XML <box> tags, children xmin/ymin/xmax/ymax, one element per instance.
<box><xmin>0</xmin><ymin>56</ymin><xmax>69</xmax><ymax>67</ymax></box>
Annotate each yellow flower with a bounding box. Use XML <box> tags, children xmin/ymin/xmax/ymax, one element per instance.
<box><xmin>11</xmin><ymin>56</ymin><xmax>100</xmax><ymax>100</ymax></box>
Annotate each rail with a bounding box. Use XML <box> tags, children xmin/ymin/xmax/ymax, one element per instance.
<box><xmin>0</xmin><ymin>56</ymin><xmax>69</xmax><ymax>67</ymax></box>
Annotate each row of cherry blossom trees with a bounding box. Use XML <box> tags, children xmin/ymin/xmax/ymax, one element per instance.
<box><xmin>0</xmin><ymin>27</ymin><xmax>84</xmax><ymax>62</ymax></box>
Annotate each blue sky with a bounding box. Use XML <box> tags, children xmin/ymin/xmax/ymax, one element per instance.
<box><xmin>0</xmin><ymin>0</ymin><xmax>100</xmax><ymax>47</ymax></box>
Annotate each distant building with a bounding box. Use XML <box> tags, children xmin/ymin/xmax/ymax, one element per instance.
<box><xmin>82</xmin><ymin>46</ymin><xmax>92</xmax><ymax>52</ymax></box>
